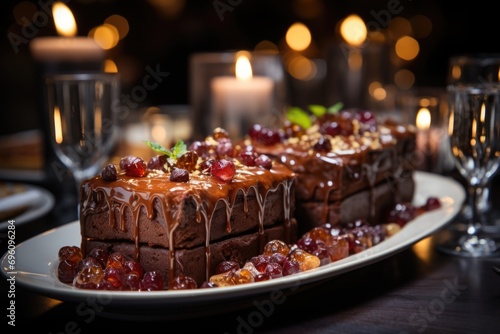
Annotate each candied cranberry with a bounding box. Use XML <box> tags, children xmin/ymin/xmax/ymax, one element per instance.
<box><xmin>120</xmin><ymin>155</ymin><xmax>147</xmax><ymax>177</ymax></box>
<box><xmin>124</xmin><ymin>260</ymin><xmax>144</xmax><ymax>278</ymax></box>
<box><xmin>189</xmin><ymin>140</ymin><xmax>209</xmax><ymax>158</ymax></box>
<box><xmin>282</xmin><ymin>259</ymin><xmax>300</xmax><ymax>276</ymax></box>
<box><xmin>386</xmin><ymin>203</ymin><xmax>418</xmax><ymax>227</ymax></box>
<box><xmin>268</xmin><ymin>252</ymin><xmax>286</xmax><ymax>266</ymax></box>
<box><xmin>423</xmin><ymin>197</ymin><xmax>441</xmax><ymax>211</ymax></box>
<box><xmin>238</xmin><ymin>150</ymin><xmax>257</xmax><ymax>166</ymax></box>
<box><xmin>140</xmin><ymin>271</ymin><xmax>163</xmax><ymax>291</ymax></box>
<box><xmin>199</xmin><ymin>158</ymin><xmax>215</xmax><ymax>174</ymax></box>
<box><xmin>58</xmin><ymin>246</ymin><xmax>82</xmax><ymax>263</ymax></box>
<box><xmin>58</xmin><ymin>259</ymin><xmax>79</xmax><ymax>283</ymax></box>
<box><xmin>171</xmin><ymin>275</ymin><xmax>198</xmax><ymax>290</ymax></box>
<box><xmin>211</xmin><ymin>159</ymin><xmax>236</xmax><ymax>182</ymax></box>
<box><xmin>264</xmin><ymin>262</ymin><xmax>283</xmax><ymax>279</ymax></box>
<box><xmin>170</xmin><ymin>168</ymin><xmax>190</xmax><ymax>182</ymax></box>
<box><xmin>103</xmin><ymin>267</ymin><xmax>125</xmax><ymax>290</ymax></box>
<box><xmin>200</xmin><ymin>281</ymin><xmax>218</xmax><ymax>288</ymax></box>
<box><xmin>320</xmin><ymin>121</ymin><xmax>342</xmax><ymax>137</ymax></box>
<box><xmin>313</xmin><ymin>136</ymin><xmax>332</xmax><ymax>152</ymax></box>
<box><xmin>249</xmin><ymin>124</ymin><xmax>281</xmax><ymax>145</ymax></box>
<box><xmin>255</xmin><ymin>154</ymin><xmax>272</xmax><ymax>169</ymax></box>
<box><xmin>87</xmin><ymin>247</ymin><xmax>109</xmax><ymax>269</ymax></box>
<box><xmin>147</xmin><ymin>155</ymin><xmax>168</xmax><ymax>172</ymax></box>
<box><xmin>177</xmin><ymin>151</ymin><xmax>198</xmax><ymax>171</ymax></box>
<box><xmin>216</xmin><ymin>139</ymin><xmax>234</xmax><ymax>158</ymax></box>
<box><xmin>215</xmin><ymin>260</ymin><xmax>240</xmax><ymax>274</ymax></box>
<box><xmin>254</xmin><ymin>273</ymin><xmax>272</xmax><ymax>282</ymax></box>
<box><xmin>250</xmin><ymin>254</ymin><xmax>270</xmax><ymax>273</ymax></box>
<box><xmin>123</xmin><ymin>273</ymin><xmax>141</xmax><ymax>290</ymax></box>
<box><xmin>101</xmin><ymin>164</ymin><xmax>118</xmax><ymax>181</ymax></box>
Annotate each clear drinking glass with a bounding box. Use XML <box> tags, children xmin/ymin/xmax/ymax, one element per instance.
<box><xmin>45</xmin><ymin>73</ymin><xmax>120</xmax><ymax>214</ymax></box>
<box><xmin>439</xmin><ymin>82</ymin><xmax>500</xmax><ymax>257</ymax></box>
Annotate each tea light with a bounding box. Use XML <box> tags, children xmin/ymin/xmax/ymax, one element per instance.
<box><xmin>416</xmin><ymin>107</ymin><xmax>432</xmax><ymax>170</ymax></box>
<box><xmin>211</xmin><ymin>54</ymin><xmax>274</xmax><ymax>140</ymax></box>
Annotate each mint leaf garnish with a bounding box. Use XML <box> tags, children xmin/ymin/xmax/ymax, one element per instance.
<box><xmin>286</xmin><ymin>107</ymin><xmax>312</xmax><ymax>129</ymax></box>
<box><xmin>308</xmin><ymin>104</ymin><xmax>327</xmax><ymax>117</ymax></box>
<box><xmin>327</xmin><ymin>102</ymin><xmax>343</xmax><ymax>114</ymax></box>
<box><xmin>146</xmin><ymin>140</ymin><xmax>187</xmax><ymax>160</ymax></box>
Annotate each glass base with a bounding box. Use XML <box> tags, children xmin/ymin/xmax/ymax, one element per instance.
<box><xmin>437</xmin><ymin>234</ymin><xmax>499</xmax><ymax>257</ymax></box>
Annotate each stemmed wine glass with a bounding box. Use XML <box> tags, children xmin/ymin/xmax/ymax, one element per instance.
<box><xmin>439</xmin><ymin>55</ymin><xmax>500</xmax><ymax>257</ymax></box>
<box><xmin>45</xmin><ymin>72</ymin><xmax>120</xmax><ymax>216</ymax></box>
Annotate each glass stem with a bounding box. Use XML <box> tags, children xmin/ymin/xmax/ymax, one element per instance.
<box><xmin>467</xmin><ymin>184</ymin><xmax>481</xmax><ymax>236</ymax></box>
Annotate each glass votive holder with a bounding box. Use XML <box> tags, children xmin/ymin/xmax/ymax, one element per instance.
<box><xmin>395</xmin><ymin>87</ymin><xmax>455</xmax><ymax>174</ymax></box>
<box><xmin>142</xmin><ymin>104</ymin><xmax>193</xmax><ymax>149</ymax></box>
<box><xmin>189</xmin><ymin>51</ymin><xmax>287</xmax><ymax>141</ymax></box>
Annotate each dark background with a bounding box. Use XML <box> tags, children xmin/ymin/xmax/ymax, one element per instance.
<box><xmin>0</xmin><ymin>0</ymin><xmax>498</xmax><ymax>136</ymax></box>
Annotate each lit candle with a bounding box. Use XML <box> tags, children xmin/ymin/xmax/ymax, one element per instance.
<box><xmin>415</xmin><ymin>107</ymin><xmax>431</xmax><ymax>171</ymax></box>
<box><xmin>210</xmin><ymin>53</ymin><xmax>274</xmax><ymax>140</ymax></box>
<box><xmin>30</xmin><ymin>2</ymin><xmax>105</xmax><ymax>72</ymax></box>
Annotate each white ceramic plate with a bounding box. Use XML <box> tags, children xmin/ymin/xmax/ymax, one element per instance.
<box><xmin>0</xmin><ymin>172</ymin><xmax>465</xmax><ymax>319</ymax></box>
<box><xmin>0</xmin><ymin>183</ymin><xmax>55</xmax><ymax>231</ymax></box>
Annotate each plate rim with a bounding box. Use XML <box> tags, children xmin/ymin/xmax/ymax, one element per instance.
<box><xmin>0</xmin><ymin>182</ymin><xmax>55</xmax><ymax>231</ymax></box>
<box><xmin>1</xmin><ymin>171</ymin><xmax>465</xmax><ymax>308</ymax></box>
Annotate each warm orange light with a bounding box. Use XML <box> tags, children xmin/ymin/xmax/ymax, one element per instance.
<box><xmin>416</xmin><ymin>107</ymin><xmax>431</xmax><ymax>130</ymax></box>
<box><xmin>285</xmin><ymin>22</ymin><xmax>312</xmax><ymax>51</ymax></box>
<box><xmin>52</xmin><ymin>2</ymin><xmax>77</xmax><ymax>37</ymax></box>
<box><xmin>104</xmin><ymin>59</ymin><xmax>118</xmax><ymax>73</ymax></box>
<box><xmin>235</xmin><ymin>54</ymin><xmax>253</xmax><ymax>80</ymax></box>
<box><xmin>287</xmin><ymin>54</ymin><xmax>316</xmax><ymax>80</ymax></box>
<box><xmin>91</xmin><ymin>24</ymin><xmax>119</xmax><ymax>50</ymax></box>
<box><xmin>54</xmin><ymin>106</ymin><xmax>63</xmax><ymax>144</ymax></box>
<box><xmin>340</xmin><ymin>14</ymin><xmax>367</xmax><ymax>46</ymax></box>
<box><xmin>395</xmin><ymin>36</ymin><xmax>419</xmax><ymax>61</ymax></box>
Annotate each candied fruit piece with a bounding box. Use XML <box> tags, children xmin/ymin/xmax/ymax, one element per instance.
<box><xmin>264</xmin><ymin>262</ymin><xmax>283</xmax><ymax>279</ymax></box>
<box><xmin>255</xmin><ymin>154</ymin><xmax>272</xmax><ymax>169</ymax></box>
<box><xmin>235</xmin><ymin>268</ymin><xmax>255</xmax><ymax>285</ymax></box>
<box><xmin>200</xmin><ymin>281</ymin><xmax>218</xmax><ymax>288</ymax></box>
<box><xmin>213</xmin><ymin>127</ymin><xmax>229</xmax><ymax>140</ymax></box>
<box><xmin>211</xmin><ymin>159</ymin><xmax>236</xmax><ymax>182</ymax></box>
<box><xmin>140</xmin><ymin>271</ymin><xmax>163</xmax><ymax>291</ymax></box>
<box><xmin>123</xmin><ymin>273</ymin><xmax>141</xmax><ymax>291</ymax></box>
<box><xmin>385</xmin><ymin>223</ymin><xmax>401</xmax><ymax>237</ymax></box>
<box><xmin>87</xmin><ymin>247</ymin><xmax>109</xmax><ymax>269</ymax></box>
<box><xmin>73</xmin><ymin>262</ymin><xmax>104</xmax><ymax>289</ymax></box>
<box><xmin>101</xmin><ymin>164</ymin><xmax>118</xmax><ymax>181</ymax></box>
<box><xmin>147</xmin><ymin>155</ymin><xmax>168</xmax><ymax>172</ymax></box>
<box><xmin>103</xmin><ymin>267</ymin><xmax>125</xmax><ymax>290</ymax></box>
<box><xmin>216</xmin><ymin>139</ymin><xmax>234</xmax><ymax>158</ymax></box>
<box><xmin>209</xmin><ymin>270</ymin><xmax>238</xmax><ymax>287</ymax></box>
<box><xmin>313</xmin><ymin>136</ymin><xmax>332</xmax><ymax>152</ymax></box>
<box><xmin>263</xmin><ymin>240</ymin><xmax>290</xmax><ymax>256</ymax></box>
<box><xmin>123</xmin><ymin>260</ymin><xmax>144</xmax><ymax>278</ymax></box>
<box><xmin>242</xmin><ymin>262</ymin><xmax>260</xmax><ymax>277</ymax></box>
<box><xmin>106</xmin><ymin>252</ymin><xmax>126</xmax><ymax>269</ymax></box>
<box><xmin>215</xmin><ymin>260</ymin><xmax>240</xmax><ymax>274</ymax></box>
<box><xmin>58</xmin><ymin>259</ymin><xmax>79</xmax><ymax>283</ymax></box>
<box><xmin>250</xmin><ymin>254</ymin><xmax>270</xmax><ymax>273</ymax></box>
<box><xmin>287</xmin><ymin>248</ymin><xmax>320</xmax><ymax>271</ymax></box>
<box><xmin>120</xmin><ymin>155</ymin><xmax>147</xmax><ymax>177</ymax></box>
<box><xmin>58</xmin><ymin>245</ymin><xmax>82</xmax><ymax>263</ymax></box>
<box><xmin>176</xmin><ymin>151</ymin><xmax>198</xmax><ymax>171</ymax></box>
<box><xmin>282</xmin><ymin>259</ymin><xmax>300</xmax><ymax>276</ymax></box>
<box><xmin>171</xmin><ymin>276</ymin><xmax>198</xmax><ymax>290</ymax></box>
<box><xmin>327</xmin><ymin>236</ymin><xmax>349</xmax><ymax>262</ymax></box>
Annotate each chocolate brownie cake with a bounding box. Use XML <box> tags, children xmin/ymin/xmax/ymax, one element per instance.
<box><xmin>80</xmin><ymin>129</ymin><xmax>296</xmax><ymax>287</ymax></box>
<box><xmin>243</xmin><ymin>105</ymin><xmax>416</xmax><ymax>232</ymax></box>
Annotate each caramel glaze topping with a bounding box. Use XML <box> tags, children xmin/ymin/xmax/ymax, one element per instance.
<box><xmin>80</xmin><ymin>161</ymin><xmax>295</xmax><ymax>286</ymax></box>
<box><xmin>248</xmin><ymin>119</ymin><xmax>416</xmax><ymax>224</ymax></box>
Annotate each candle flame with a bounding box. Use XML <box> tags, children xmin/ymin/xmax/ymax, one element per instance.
<box><xmin>340</xmin><ymin>14</ymin><xmax>367</xmax><ymax>46</ymax></box>
<box><xmin>416</xmin><ymin>107</ymin><xmax>431</xmax><ymax>130</ymax></box>
<box><xmin>52</xmin><ymin>2</ymin><xmax>77</xmax><ymax>37</ymax></box>
<box><xmin>235</xmin><ymin>55</ymin><xmax>253</xmax><ymax>80</ymax></box>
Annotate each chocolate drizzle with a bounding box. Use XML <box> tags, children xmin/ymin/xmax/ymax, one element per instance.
<box><xmin>80</xmin><ymin>163</ymin><xmax>295</xmax><ymax>287</ymax></box>
<box><xmin>250</xmin><ymin>122</ymin><xmax>416</xmax><ymax>226</ymax></box>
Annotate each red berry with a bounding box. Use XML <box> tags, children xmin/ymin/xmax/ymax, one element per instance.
<box><xmin>211</xmin><ymin>159</ymin><xmax>236</xmax><ymax>182</ymax></box>
<box><xmin>171</xmin><ymin>275</ymin><xmax>198</xmax><ymax>290</ymax></box>
<box><xmin>101</xmin><ymin>164</ymin><xmax>118</xmax><ymax>181</ymax></box>
<box><xmin>140</xmin><ymin>271</ymin><xmax>163</xmax><ymax>291</ymax></box>
<box><xmin>120</xmin><ymin>155</ymin><xmax>147</xmax><ymax>177</ymax></box>
<box><xmin>255</xmin><ymin>154</ymin><xmax>272</xmax><ymax>169</ymax></box>
<box><xmin>147</xmin><ymin>155</ymin><xmax>168</xmax><ymax>172</ymax></box>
